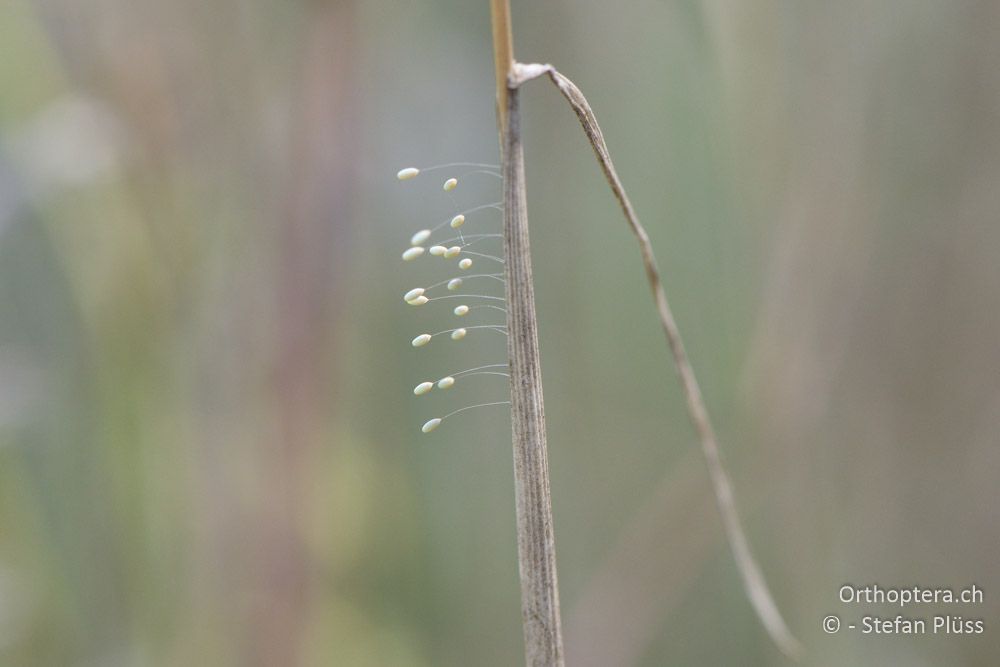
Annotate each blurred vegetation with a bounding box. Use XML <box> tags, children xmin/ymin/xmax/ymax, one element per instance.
<box><xmin>0</xmin><ymin>0</ymin><xmax>998</xmax><ymax>665</ymax></box>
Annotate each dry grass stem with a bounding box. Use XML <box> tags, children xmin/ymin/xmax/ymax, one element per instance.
<box><xmin>509</xmin><ymin>62</ymin><xmax>803</xmax><ymax>661</ymax></box>
<box><xmin>492</xmin><ymin>6</ymin><xmax>565</xmax><ymax>665</ymax></box>
<box><xmin>501</xmin><ymin>85</ymin><xmax>565</xmax><ymax>666</ymax></box>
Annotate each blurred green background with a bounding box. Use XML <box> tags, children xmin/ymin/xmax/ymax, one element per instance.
<box><xmin>1</xmin><ymin>0</ymin><xmax>998</xmax><ymax>665</ymax></box>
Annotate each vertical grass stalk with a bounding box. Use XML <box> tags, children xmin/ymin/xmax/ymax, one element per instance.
<box><xmin>492</xmin><ymin>2</ymin><xmax>566</xmax><ymax>665</ymax></box>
